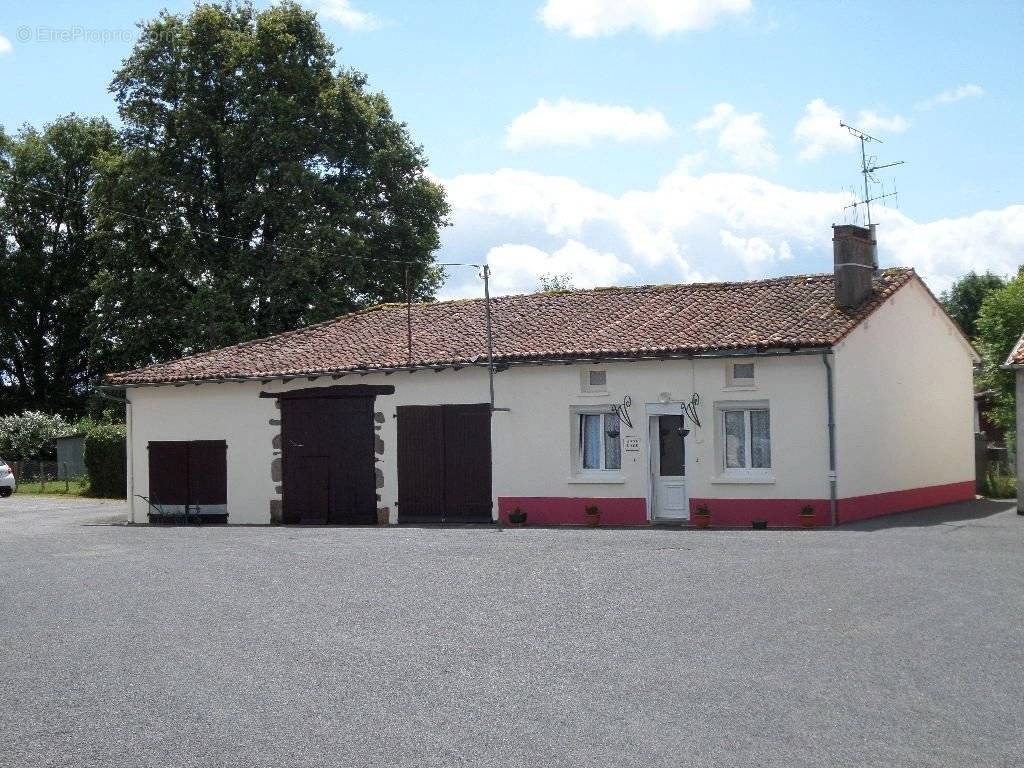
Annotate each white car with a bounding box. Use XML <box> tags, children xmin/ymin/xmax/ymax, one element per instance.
<box><xmin>0</xmin><ymin>459</ymin><xmax>15</xmax><ymax>497</ymax></box>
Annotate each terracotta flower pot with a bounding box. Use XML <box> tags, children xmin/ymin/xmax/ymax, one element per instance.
<box><xmin>800</xmin><ymin>513</ymin><xmax>815</xmax><ymax>528</ymax></box>
<box><xmin>584</xmin><ymin>512</ymin><xmax>601</xmax><ymax>528</ymax></box>
<box><xmin>694</xmin><ymin>513</ymin><xmax>711</xmax><ymax>529</ymax></box>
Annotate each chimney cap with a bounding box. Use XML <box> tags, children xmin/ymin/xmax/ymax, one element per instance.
<box><xmin>832</xmin><ymin>223</ymin><xmax>875</xmax><ymax>240</ymax></box>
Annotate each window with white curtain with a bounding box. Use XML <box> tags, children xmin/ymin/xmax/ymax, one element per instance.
<box><xmin>578</xmin><ymin>412</ymin><xmax>621</xmax><ymax>471</ymax></box>
<box><xmin>722</xmin><ymin>407</ymin><xmax>771</xmax><ymax>470</ymax></box>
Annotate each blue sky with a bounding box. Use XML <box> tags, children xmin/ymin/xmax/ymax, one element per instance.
<box><xmin>2</xmin><ymin>0</ymin><xmax>1023</xmax><ymax>297</ymax></box>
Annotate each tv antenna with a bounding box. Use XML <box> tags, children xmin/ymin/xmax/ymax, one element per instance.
<box><xmin>839</xmin><ymin>122</ymin><xmax>904</xmax><ymax>227</ymax></box>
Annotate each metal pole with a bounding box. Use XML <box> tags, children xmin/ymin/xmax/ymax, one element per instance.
<box><xmin>405</xmin><ymin>266</ymin><xmax>412</xmax><ymax>367</ymax></box>
<box><xmin>860</xmin><ymin>137</ymin><xmax>872</xmax><ymax>227</ymax></box>
<box><xmin>482</xmin><ymin>264</ymin><xmax>495</xmax><ymax>410</ymax></box>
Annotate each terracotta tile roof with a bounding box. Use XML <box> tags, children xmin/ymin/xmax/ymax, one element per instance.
<box><xmin>106</xmin><ymin>268</ymin><xmax>916</xmax><ymax>385</ymax></box>
<box><xmin>1005</xmin><ymin>332</ymin><xmax>1024</xmax><ymax>366</ymax></box>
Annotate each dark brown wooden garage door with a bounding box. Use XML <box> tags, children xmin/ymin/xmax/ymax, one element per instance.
<box><xmin>148</xmin><ymin>440</ymin><xmax>228</xmax><ymax>522</ymax></box>
<box><xmin>281</xmin><ymin>395</ymin><xmax>377</xmax><ymax>525</ymax></box>
<box><xmin>397</xmin><ymin>404</ymin><xmax>492</xmax><ymax>523</ymax></box>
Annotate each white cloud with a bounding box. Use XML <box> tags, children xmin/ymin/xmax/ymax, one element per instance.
<box><xmin>0</xmin><ymin>34</ymin><xmax>12</xmax><ymax>55</ymax></box>
<box><xmin>794</xmin><ymin>99</ymin><xmax>852</xmax><ymax>160</ymax></box>
<box><xmin>436</xmin><ymin>165</ymin><xmax>1024</xmax><ymax>299</ymax></box>
<box><xmin>857</xmin><ymin>110</ymin><xmax>909</xmax><ymax>134</ymax></box>
<box><xmin>794</xmin><ymin>99</ymin><xmax>907</xmax><ymax>160</ymax></box>
<box><xmin>505</xmin><ymin>99</ymin><xmax>672</xmax><ymax>150</ymax></box>
<box><xmin>481</xmin><ymin>240</ymin><xmax>636</xmax><ymax>296</ymax></box>
<box><xmin>315</xmin><ymin>0</ymin><xmax>383</xmax><ymax>30</ymax></box>
<box><xmin>538</xmin><ymin>0</ymin><xmax>751</xmax><ymax>38</ymax></box>
<box><xmin>916</xmin><ymin>84</ymin><xmax>984</xmax><ymax>111</ymax></box>
<box><xmin>719</xmin><ymin>230</ymin><xmax>790</xmax><ymax>275</ymax></box>
<box><xmin>882</xmin><ymin>206</ymin><xmax>1024</xmax><ymax>293</ymax></box>
<box><xmin>694</xmin><ymin>103</ymin><xmax>777</xmax><ymax>169</ymax></box>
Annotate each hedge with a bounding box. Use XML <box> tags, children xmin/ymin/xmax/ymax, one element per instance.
<box><xmin>84</xmin><ymin>423</ymin><xmax>127</xmax><ymax>498</ymax></box>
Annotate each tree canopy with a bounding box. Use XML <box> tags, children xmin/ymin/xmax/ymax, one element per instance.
<box><xmin>90</xmin><ymin>0</ymin><xmax>448</xmax><ymax>375</ymax></box>
<box><xmin>0</xmin><ymin>116</ymin><xmax>118</xmax><ymax>415</ymax></box>
<box><xmin>940</xmin><ymin>270</ymin><xmax>1007</xmax><ymax>339</ymax></box>
<box><xmin>975</xmin><ymin>270</ymin><xmax>1024</xmax><ymax>433</ymax></box>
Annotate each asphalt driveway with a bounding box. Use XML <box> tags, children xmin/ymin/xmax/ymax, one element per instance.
<box><xmin>1</xmin><ymin>495</ymin><xmax>1022</xmax><ymax>768</ymax></box>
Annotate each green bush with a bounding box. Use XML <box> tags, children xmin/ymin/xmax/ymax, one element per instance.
<box><xmin>980</xmin><ymin>469</ymin><xmax>1016</xmax><ymax>499</ymax></box>
<box><xmin>83</xmin><ymin>423</ymin><xmax>127</xmax><ymax>498</ymax></box>
<box><xmin>0</xmin><ymin>411</ymin><xmax>71</xmax><ymax>460</ymax></box>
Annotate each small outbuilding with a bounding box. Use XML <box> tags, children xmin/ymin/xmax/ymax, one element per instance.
<box><xmin>54</xmin><ymin>434</ymin><xmax>87</xmax><ymax>480</ymax></box>
<box><xmin>107</xmin><ymin>224</ymin><xmax>978</xmax><ymax>527</ymax></box>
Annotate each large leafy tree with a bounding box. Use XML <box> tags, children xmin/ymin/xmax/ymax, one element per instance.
<box><xmin>975</xmin><ymin>269</ymin><xmax>1024</xmax><ymax>434</ymax></box>
<box><xmin>92</xmin><ymin>1</ymin><xmax>448</xmax><ymax>373</ymax></box>
<box><xmin>940</xmin><ymin>270</ymin><xmax>1007</xmax><ymax>339</ymax></box>
<box><xmin>0</xmin><ymin>116</ymin><xmax>118</xmax><ymax>415</ymax></box>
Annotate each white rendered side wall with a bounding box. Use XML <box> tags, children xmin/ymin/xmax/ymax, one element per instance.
<box><xmin>127</xmin><ymin>383</ymin><xmax>279</xmax><ymax>524</ymax></box>
<box><xmin>832</xmin><ymin>278</ymin><xmax>976</xmax><ymax>499</ymax></box>
<box><xmin>1017</xmin><ymin>370</ymin><xmax>1024</xmax><ymax>510</ymax></box>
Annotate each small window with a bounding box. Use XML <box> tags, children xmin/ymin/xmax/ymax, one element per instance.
<box><xmin>727</xmin><ymin>361</ymin><xmax>755</xmax><ymax>387</ymax></box>
<box><xmin>579</xmin><ymin>412</ymin><xmax>621</xmax><ymax>471</ymax></box>
<box><xmin>581</xmin><ymin>368</ymin><xmax>608</xmax><ymax>393</ymax></box>
<box><xmin>722</xmin><ymin>408</ymin><xmax>771</xmax><ymax>470</ymax></box>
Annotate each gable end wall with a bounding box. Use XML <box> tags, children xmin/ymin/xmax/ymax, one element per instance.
<box><xmin>832</xmin><ymin>278</ymin><xmax>975</xmax><ymax>512</ymax></box>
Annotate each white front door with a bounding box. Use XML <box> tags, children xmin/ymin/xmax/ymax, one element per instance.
<box><xmin>650</xmin><ymin>414</ymin><xmax>688</xmax><ymax>520</ymax></box>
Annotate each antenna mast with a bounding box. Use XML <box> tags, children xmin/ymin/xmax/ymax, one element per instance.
<box><xmin>839</xmin><ymin>121</ymin><xmax>904</xmax><ymax>227</ymax></box>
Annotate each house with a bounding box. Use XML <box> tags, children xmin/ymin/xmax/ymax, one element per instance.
<box><xmin>107</xmin><ymin>224</ymin><xmax>978</xmax><ymax>527</ymax></box>
<box><xmin>1001</xmin><ymin>337</ymin><xmax>1024</xmax><ymax>511</ymax></box>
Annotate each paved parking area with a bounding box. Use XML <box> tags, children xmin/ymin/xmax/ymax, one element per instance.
<box><xmin>1</xmin><ymin>495</ymin><xmax>1022</xmax><ymax>767</ymax></box>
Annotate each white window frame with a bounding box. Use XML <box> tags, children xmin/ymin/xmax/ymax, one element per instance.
<box><xmin>713</xmin><ymin>401</ymin><xmax>773</xmax><ymax>482</ymax></box>
<box><xmin>580</xmin><ymin>367</ymin><xmax>609</xmax><ymax>394</ymax></box>
<box><xmin>570</xmin><ymin>408</ymin><xmax>624</xmax><ymax>480</ymax></box>
<box><xmin>725</xmin><ymin>360</ymin><xmax>756</xmax><ymax>389</ymax></box>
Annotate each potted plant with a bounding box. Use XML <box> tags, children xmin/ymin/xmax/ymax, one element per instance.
<box><xmin>693</xmin><ymin>504</ymin><xmax>711</xmax><ymax>528</ymax></box>
<box><xmin>799</xmin><ymin>505</ymin><xmax>815</xmax><ymax>528</ymax></box>
<box><xmin>377</xmin><ymin>507</ymin><xmax>390</xmax><ymax>526</ymax></box>
<box><xmin>584</xmin><ymin>504</ymin><xmax>601</xmax><ymax>527</ymax></box>
<box><xmin>508</xmin><ymin>508</ymin><xmax>527</xmax><ymax>527</ymax></box>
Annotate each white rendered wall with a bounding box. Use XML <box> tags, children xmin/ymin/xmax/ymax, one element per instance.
<box><xmin>127</xmin><ymin>382</ymin><xmax>279</xmax><ymax>524</ymax></box>
<box><xmin>127</xmin><ymin>354</ymin><xmax>833</xmax><ymax>524</ymax></box>
<box><xmin>1017</xmin><ymin>369</ymin><xmax>1024</xmax><ymax>510</ymax></box>
<box><xmin>832</xmin><ymin>277</ymin><xmax>977</xmax><ymax>499</ymax></box>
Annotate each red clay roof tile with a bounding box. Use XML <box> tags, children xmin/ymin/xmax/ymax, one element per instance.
<box><xmin>106</xmin><ymin>268</ymin><xmax>916</xmax><ymax>385</ymax></box>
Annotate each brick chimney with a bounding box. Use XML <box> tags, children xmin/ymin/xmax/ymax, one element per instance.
<box><xmin>832</xmin><ymin>224</ymin><xmax>876</xmax><ymax>309</ymax></box>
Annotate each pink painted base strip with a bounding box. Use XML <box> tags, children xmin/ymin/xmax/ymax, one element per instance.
<box><xmin>498</xmin><ymin>497</ymin><xmax>647</xmax><ymax>526</ymax></box>
<box><xmin>691</xmin><ymin>481</ymin><xmax>976</xmax><ymax>527</ymax></box>
<box><xmin>836</xmin><ymin>480</ymin><xmax>975</xmax><ymax>523</ymax></box>
<box><xmin>688</xmin><ymin>498</ymin><xmax>829</xmax><ymax>528</ymax></box>
<box><xmin>499</xmin><ymin>481</ymin><xmax>975</xmax><ymax>528</ymax></box>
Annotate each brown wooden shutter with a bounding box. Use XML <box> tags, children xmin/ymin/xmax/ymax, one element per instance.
<box><xmin>396</xmin><ymin>406</ymin><xmax>446</xmax><ymax>522</ymax></box>
<box><xmin>148</xmin><ymin>442</ymin><xmax>189</xmax><ymax>506</ymax></box>
<box><xmin>442</xmin><ymin>404</ymin><xmax>492</xmax><ymax>523</ymax></box>
<box><xmin>187</xmin><ymin>440</ymin><xmax>227</xmax><ymax>505</ymax></box>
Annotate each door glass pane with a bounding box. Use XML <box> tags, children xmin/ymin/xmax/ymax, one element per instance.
<box><xmin>750</xmin><ymin>409</ymin><xmax>771</xmax><ymax>468</ymax></box>
<box><xmin>604</xmin><ymin>413</ymin><xmax>621</xmax><ymax>470</ymax></box>
<box><xmin>658</xmin><ymin>415</ymin><xmax>685</xmax><ymax>476</ymax></box>
<box><xmin>724</xmin><ymin>411</ymin><xmax>746</xmax><ymax>468</ymax></box>
<box><xmin>581</xmin><ymin>414</ymin><xmax>601</xmax><ymax>469</ymax></box>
